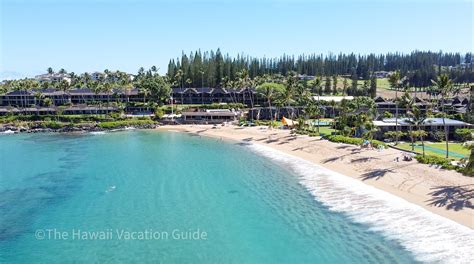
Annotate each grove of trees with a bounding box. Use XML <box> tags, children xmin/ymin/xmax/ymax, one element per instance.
<box><xmin>167</xmin><ymin>49</ymin><xmax>473</xmax><ymax>88</ymax></box>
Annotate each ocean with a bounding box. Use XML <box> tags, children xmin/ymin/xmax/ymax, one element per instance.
<box><xmin>0</xmin><ymin>130</ymin><xmax>472</xmax><ymax>263</ymax></box>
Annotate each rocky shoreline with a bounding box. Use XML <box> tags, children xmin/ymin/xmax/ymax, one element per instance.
<box><xmin>0</xmin><ymin>123</ymin><xmax>159</xmax><ymax>134</ymax></box>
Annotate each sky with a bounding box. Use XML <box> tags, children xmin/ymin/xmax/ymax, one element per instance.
<box><xmin>0</xmin><ymin>0</ymin><xmax>472</xmax><ymax>79</ymax></box>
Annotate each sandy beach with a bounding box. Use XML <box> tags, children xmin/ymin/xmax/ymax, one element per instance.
<box><xmin>158</xmin><ymin>124</ymin><xmax>474</xmax><ymax>229</ymax></box>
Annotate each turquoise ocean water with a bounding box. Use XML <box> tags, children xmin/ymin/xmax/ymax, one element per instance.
<box><xmin>0</xmin><ymin>131</ymin><xmax>471</xmax><ymax>263</ymax></box>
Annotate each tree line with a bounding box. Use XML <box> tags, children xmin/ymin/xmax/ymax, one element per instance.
<box><xmin>167</xmin><ymin>50</ymin><xmax>473</xmax><ymax>88</ymax></box>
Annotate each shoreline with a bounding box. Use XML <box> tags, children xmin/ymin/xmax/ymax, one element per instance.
<box><xmin>0</xmin><ymin>123</ymin><xmax>158</xmax><ymax>134</ymax></box>
<box><xmin>157</xmin><ymin>124</ymin><xmax>474</xmax><ymax>229</ymax></box>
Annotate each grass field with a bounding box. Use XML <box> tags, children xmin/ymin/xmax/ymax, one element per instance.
<box><xmin>376</xmin><ymin>78</ymin><xmax>391</xmax><ymax>89</ymax></box>
<box><xmin>318</xmin><ymin>126</ymin><xmax>336</xmax><ymax>135</ymax></box>
<box><xmin>397</xmin><ymin>141</ymin><xmax>469</xmax><ymax>159</ymax></box>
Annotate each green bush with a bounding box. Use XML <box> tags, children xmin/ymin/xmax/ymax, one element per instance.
<box><xmin>296</xmin><ymin>128</ymin><xmax>320</xmax><ymax>137</ymax></box>
<box><xmin>455</xmin><ymin>128</ymin><xmax>473</xmax><ymax>141</ymax></box>
<box><xmin>430</xmin><ymin>131</ymin><xmax>445</xmax><ymax>142</ymax></box>
<box><xmin>414</xmin><ymin>155</ymin><xmax>461</xmax><ymax>172</ymax></box>
<box><xmin>323</xmin><ymin>135</ymin><xmax>387</xmax><ymax>148</ymax></box>
<box><xmin>383</xmin><ymin>111</ymin><xmax>393</xmax><ymax>118</ymax></box>
<box><xmin>97</xmin><ymin>119</ymin><xmax>155</xmax><ymax>129</ymax></box>
<box><xmin>154</xmin><ymin>107</ymin><xmax>164</xmax><ymax>119</ymax></box>
<box><xmin>40</xmin><ymin>121</ymin><xmax>67</xmax><ymax>129</ymax></box>
<box><xmin>108</xmin><ymin>112</ymin><xmax>122</xmax><ymax>120</ymax></box>
<box><xmin>383</xmin><ymin>131</ymin><xmax>405</xmax><ymax>142</ymax></box>
<box><xmin>371</xmin><ymin>140</ymin><xmax>387</xmax><ymax>148</ymax></box>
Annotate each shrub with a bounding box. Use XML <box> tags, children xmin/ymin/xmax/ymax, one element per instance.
<box><xmin>429</xmin><ymin>131</ymin><xmax>445</xmax><ymax>142</ymax></box>
<box><xmin>97</xmin><ymin>120</ymin><xmax>155</xmax><ymax>129</ymax></box>
<box><xmin>108</xmin><ymin>112</ymin><xmax>122</xmax><ymax>120</ymax></box>
<box><xmin>296</xmin><ymin>128</ymin><xmax>320</xmax><ymax>137</ymax></box>
<box><xmin>40</xmin><ymin>121</ymin><xmax>67</xmax><ymax>129</ymax></box>
<box><xmin>371</xmin><ymin>140</ymin><xmax>387</xmax><ymax>149</ymax></box>
<box><xmin>154</xmin><ymin>107</ymin><xmax>164</xmax><ymax>119</ymax></box>
<box><xmin>323</xmin><ymin>135</ymin><xmax>386</xmax><ymax>148</ymax></box>
<box><xmin>414</xmin><ymin>155</ymin><xmax>461</xmax><ymax>172</ymax></box>
<box><xmin>383</xmin><ymin>131</ymin><xmax>405</xmax><ymax>142</ymax></box>
<box><xmin>383</xmin><ymin>111</ymin><xmax>393</xmax><ymax>118</ymax></box>
<box><xmin>455</xmin><ymin>128</ymin><xmax>473</xmax><ymax>141</ymax></box>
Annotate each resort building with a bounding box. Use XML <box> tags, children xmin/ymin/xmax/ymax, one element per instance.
<box><xmin>374</xmin><ymin>96</ymin><xmax>469</xmax><ymax>116</ymax></box>
<box><xmin>171</xmin><ymin>87</ymin><xmax>259</xmax><ymax>105</ymax></box>
<box><xmin>374</xmin><ymin>71</ymin><xmax>392</xmax><ymax>78</ymax></box>
<box><xmin>0</xmin><ymin>90</ymin><xmax>38</xmax><ymax>107</ymax></box>
<box><xmin>0</xmin><ymin>88</ymin><xmax>144</xmax><ymax>107</ymax></box>
<box><xmin>89</xmin><ymin>71</ymin><xmax>135</xmax><ymax>82</ymax></box>
<box><xmin>35</xmin><ymin>73</ymin><xmax>71</xmax><ymax>84</ymax></box>
<box><xmin>298</xmin><ymin>74</ymin><xmax>315</xmax><ymax>81</ymax></box>
<box><xmin>90</xmin><ymin>72</ymin><xmax>105</xmax><ymax>81</ymax></box>
<box><xmin>374</xmin><ymin>96</ymin><xmax>431</xmax><ymax>115</ymax></box>
<box><xmin>0</xmin><ymin>88</ymin><xmax>470</xmax><ymax>120</ymax></box>
<box><xmin>373</xmin><ymin>118</ymin><xmax>473</xmax><ymax>139</ymax></box>
<box><xmin>181</xmin><ymin>109</ymin><xmax>243</xmax><ymax>124</ymax></box>
<box><xmin>248</xmin><ymin>107</ymin><xmax>306</xmax><ymax>120</ymax></box>
<box><xmin>312</xmin><ymin>96</ymin><xmax>354</xmax><ymax>102</ymax></box>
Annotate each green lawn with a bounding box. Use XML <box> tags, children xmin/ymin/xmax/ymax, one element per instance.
<box><xmin>318</xmin><ymin>126</ymin><xmax>336</xmax><ymax>135</ymax></box>
<box><xmin>397</xmin><ymin>141</ymin><xmax>469</xmax><ymax>160</ymax></box>
<box><xmin>376</xmin><ymin>78</ymin><xmax>391</xmax><ymax>90</ymax></box>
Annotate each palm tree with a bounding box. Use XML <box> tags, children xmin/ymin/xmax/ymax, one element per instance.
<box><xmin>311</xmin><ymin>76</ymin><xmax>322</xmax><ymax>96</ymax></box>
<box><xmin>103</xmin><ymin>82</ymin><xmax>113</xmax><ymax>107</ymax></box>
<box><xmin>47</xmin><ymin>67</ymin><xmax>54</xmax><ymax>74</ymax></box>
<box><xmin>463</xmin><ymin>140</ymin><xmax>474</xmax><ymax>176</ymax></box>
<box><xmin>412</xmin><ymin>106</ymin><xmax>428</xmax><ymax>153</ymax></box>
<box><xmin>186</xmin><ymin>78</ymin><xmax>192</xmax><ymax>88</ymax></box>
<box><xmin>310</xmin><ymin>76</ymin><xmax>323</xmax><ymax>130</ymax></box>
<box><xmin>140</xmin><ymin>87</ymin><xmax>151</xmax><ymax>104</ymax></box>
<box><xmin>408</xmin><ymin>106</ymin><xmax>428</xmax><ymax>156</ymax></box>
<box><xmin>388</xmin><ymin>71</ymin><xmax>403</xmax><ymax>145</ymax></box>
<box><xmin>336</xmin><ymin>99</ymin><xmax>350</xmax><ymax>134</ymax></box>
<box><xmin>83</xmin><ymin>72</ymin><xmax>91</xmax><ymax>85</ymax></box>
<box><xmin>43</xmin><ymin>97</ymin><xmax>53</xmax><ymax>107</ymax></box>
<box><xmin>175</xmin><ymin>69</ymin><xmax>184</xmax><ymax>89</ymax></box>
<box><xmin>431</xmin><ymin>74</ymin><xmax>454</xmax><ymax>158</ymax></box>
<box><xmin>304</xmin><ymin>99</ymin><xmax>320</xmax><ymax>132</ymax></box>
<box><xmin>256</xmin><ymin>82</ymin><xmax>285</xmax><ymax>124</ymax></box>
<box><xmin>93</xmin><ymin>84</ymin><xmax>104</xmax><ymax>115</ymax></box>
<box><xmin>34</xmin><ymin>91</ymin><xmax>44</xmax><ymax>107</ymax></box>
<box><xmin>57</xmin><ymin>79</ymin><xmax>70</xmax><ymax>105</ymax></box>
<box><xmin>399</xmin><ymin>90</ymin><xmax>415</xmax><ymax>149</ymax></box>
<box><xmin>236</xmin><ymin>69</ymin><xmax>254</xmax><ymax>108</ymax></box>
<box><xmin>342</xmin><ymin>78</ymin><xmax>348</xmax><ymax>96</ymax></box>
<box><xmin>329</xmin><ymin>100</ymin><xmax>337</xmax><ymax>118</ymax></box>
<box><xmin>281</xmin><ymin>81</ymin><xmax>296</xmax><ymax>119</ymax></box>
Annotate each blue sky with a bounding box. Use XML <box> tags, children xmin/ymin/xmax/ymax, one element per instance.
<box><xmin>1</xmin><ymin>0</ymin><xmax>472</xmax><ymax>79</ymax></box>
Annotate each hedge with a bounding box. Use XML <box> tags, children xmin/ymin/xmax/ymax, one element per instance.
<box><xmin>296</xmin><ymin>129</ymin><xmax>320</xmax><ymax>137</ymax></box>
<box><xmin>414</xmin><ymin>155</ymin><xmax>463</xmax><ymax>172</ymax></box>
<box><xmin>38</xmin><ymin>121</ymin><xmax>68</xmax><ymax>129</ymax></box>
<box><xmin>323</xmin><ymin>135</ymin><xmax>387</xmax><ymax>148</ymax></box>
<box><xmin>97</xmin><ymin>120</ymin><xmax>155</xmax><ymax>129</ymax></box>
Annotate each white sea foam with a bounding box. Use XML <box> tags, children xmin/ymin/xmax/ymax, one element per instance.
<box><xmin>90</xmin><ymin>131</ymin><xmax>106</xmax><ymax>135</ymax></box>
<box><xmin>248</xmin><ymin>143</ymin><xmax>474</xmax><ymax>264</ymax></box>
<box><xmin>1</xmin><ymin>130</ymin><xmax>16</xmax><ymax>134</ymax></box>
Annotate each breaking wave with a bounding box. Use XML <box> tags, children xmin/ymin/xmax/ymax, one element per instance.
<box><xmin>248</xmin><ymin>143</ymin><xmax>474</xmax><ymax>264</ymax></box>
